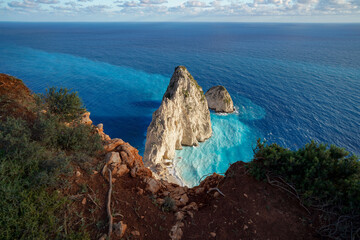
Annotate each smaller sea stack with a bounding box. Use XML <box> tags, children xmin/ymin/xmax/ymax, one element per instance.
<box><xmin>205</xmin><ymin>85</ymin><xmax>234</xmax><ymax>113</ymax></box>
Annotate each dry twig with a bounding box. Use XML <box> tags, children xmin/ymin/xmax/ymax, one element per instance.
<box><xmin>207</xmin><ymin>187</ymin><xmax>226</xmax><ymax>197</ymax></box>
<box><xmin>107</xmin><ymin>169</ymin><xmax>113</xmax><ymax>239</ymax></box>
<box><xmin>87</xmin><ymin>194</ymin><xmax>100</xmax><ymax>208</ymax></box>
<box><xmin>266</xmin><ymin>174</ymin><xmax>310</xmax><ymax>215</ymax></box>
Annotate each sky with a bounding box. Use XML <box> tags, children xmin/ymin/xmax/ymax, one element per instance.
<box><xmin>0</xmin><ymin>0</ymin><xmax>359</xmax><ymax>22</ymax></box>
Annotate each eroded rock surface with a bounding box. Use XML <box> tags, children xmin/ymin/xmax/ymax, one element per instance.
<box><xmin>205</xmin><ymin>85</ymin><xmax>234</xmax><ymax>113</ymax></box>
<box><xmin>144</xmin><ymin>66</ymin><xmax>212</xmax><ymax>167</ymax></box>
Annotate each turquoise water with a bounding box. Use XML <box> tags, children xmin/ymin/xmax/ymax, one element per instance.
<box><xmin>1</xmin><ymin>23</ymin><xmax>359</xmax><ymax>187</ymax></box>
<box><xmin>176</xmin><ymin>113</ymin><xmax>259</xmax><ymax>186</ymax></box>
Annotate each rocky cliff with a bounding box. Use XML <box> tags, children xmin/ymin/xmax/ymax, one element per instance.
<box><xmin>205</xmin><ymin>85</ymin><xmax>234</xmax><ymax>113</ymax></box>
<box><xmin>0</xmin><ymin>73</ymin><xmax>320</xmax><ymax>240</ymax></box>
<box><xmin>144</xmin><ymin>66</ymin><xmax>212</xmax><ymax>167</ymax></box>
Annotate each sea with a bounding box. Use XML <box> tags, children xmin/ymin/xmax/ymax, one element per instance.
<box><xmin>0</xmin><ymin>22</ymin><xmax>359</xmax><ymax>187</ymax></box>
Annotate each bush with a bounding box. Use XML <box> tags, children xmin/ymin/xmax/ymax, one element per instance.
<box><xmin>37</xmin><ymin>87</ymin><xmax>85</xmax><ymax>121</ymax></box>
<box><xmin>33</xmin><ymin>114</ymin><xmax>102</xmax><ymax>155</ymax></box>
<box><xmin>0</xmin><ymin>86</ymin><xmax>102</xmax><ymax>239</ymax></box>
<box><xmin>249</xmin><ymin>139</ymin><xmax>360</xmax><ymax>239</ymax></box>
<box><xmin>0</xmin><ymin>117</ymin><xmax>67</xmax><ymax>239</ymax></box>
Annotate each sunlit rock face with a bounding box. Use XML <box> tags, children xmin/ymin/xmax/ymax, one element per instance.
<box><xmin>205</xmin><ymin>85</ymin><xmax>234</xmax><ymax>113</ymax></box>
<box><xmin>144</xmin><ymin>66</ymin><xmax>212</xmax><ymax>167</ymax></box>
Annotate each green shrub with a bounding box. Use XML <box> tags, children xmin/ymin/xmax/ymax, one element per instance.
<box><xmin>0</xmin><ymin>117</ymin><xmax>67</xmax><ymax>239</ymax></box>
<box><xmin>0</xmin><ymin>85</ymin><xmax>102</xmax><ymax>239</ymax></box>
<box><xmin>37</xmin><ymin>87</ymin><xmax>85</xmax><ymax>121</ymax></box>
<box><xmin>33</xmin><ymin>114</ymin><xmax>102</xmax><ymax>156</ymax></box>
<box><xmin>249</xmin><ymin>139</ymin><xmax>360</xmax><ymax>239</ymax></box>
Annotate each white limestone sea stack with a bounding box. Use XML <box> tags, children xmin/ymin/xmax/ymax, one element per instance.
<box><xmin>144</xmin><ymin>66</ymin><xmax>212</xmax><ymax>183</ymax></box>
<box><xmin>205</xmin><ymin>85</ymin><xmax>234</xmax><ymax>113</ymax></box>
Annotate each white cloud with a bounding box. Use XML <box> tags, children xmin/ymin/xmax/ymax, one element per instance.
<box><xmin>82</xmin><ymin>4</ymin><xmax>110</xmax><ymax>13</ymax></box>
<box><xmin>36</xmin><ymin>0</ymin><xmax>59</xmax><ymax>4</ymax></box>
<box><xmin>118</xmin><ymin>0</ymin><xmax>138</xmax><ymax>7</ymax></box>
<box><xmin>140</xmin><ymin>0</ymin><xmax>167</xmax><ymax>4</ymax></box>
<box><xmin>4</xmin><ymin>0</ymin><xmax>360</xmax><ymax>21</ymax></box>
<box><xmin>184</xmin><ymin>1</ymin><xmax>209</xmax><ymax>8</ymax></box>
<box><xmin>8</xmin><ymin>0</ymin><xmax>38</xmax><ymax>8</ymax></box>
<box><xmin>65</xmin><ymin>1</ymin><xmax>81</xmax><ymax>7</ymax></box>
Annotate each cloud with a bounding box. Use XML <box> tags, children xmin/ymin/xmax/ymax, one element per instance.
<box><xmin>184</xmin><ymin>1</ymin><xmax>209</xmax><ymax>8</ymax></box>
<box><xmin>8</xmin><ymin>0</ymin><xmax>37</xmax><ymax>8</ymax></box>
<box><xmin>50</xmin><ymin>5</ymin><xmax>74</xmax><ymax>11</ymax></box>
<box><xmin>117</xmin><ymin>0</ymin><xmax>167</xmax><ymax>8</ymax></box>
<box><xmin>118</xmin><ymin>0</ymin><xmax>138</xmax><ymax>7</ymax></box>
<box><xmin>316</xmin><ymin>0</ymin><xmax>357</xmax><ymax>12</ymax></box>
<box><xmin>140</xmin><ymin>0</ymin><xmax>167</xmax><ymax>4</ymax></box>
<box><xmin>81</xmin><ymin>4</ymin><xmax>111</xmax><ymax>13</ymax></box>
<box><xmin>36</xmin><ymin>0</ymin><xmax>59</xmax><ymax>4</ymax></box>
<box><xmin>4</xmin><ymin>0</ymin><xmax>360</xmax><ymax>20</ymax></box>
<box><xmin>65</xmin><ymin>1</ymin><xmax>82</xmax><ymax>7</ymax></box>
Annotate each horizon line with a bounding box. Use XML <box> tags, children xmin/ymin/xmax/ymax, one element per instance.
<box><xmin>1</xmin><ymin>21</ymin><xmax>360</xmax><ymax>24</ymax></box>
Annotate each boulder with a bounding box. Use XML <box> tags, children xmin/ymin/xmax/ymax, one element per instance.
<box><xmin>97</xmin><ymin>123</ymin><xmax>103</xmax><ymax>131</ymax></box>
<box><xmin>104</xmin><ymin>138</ymin><xmax>125</xmax><ymax>152</ymax></box>
<box><xmin>182</xmin><ymin>202</ymin><xmax>198</xmax><ymax>211</ymax></box>
<box><xmin>178</xmin><ymin>194</ymin><xmax>189</xmax><ymax>206</ymax></box>
<box><xmin>175</xmin><ymin>211</ymin><xmax>185</xmax><ymax>221</ymax></box>
<box><xmin>169</xmin><ymin>221</ymin><xmax>184</xmax><ymax>240</ymax></box>
<box><xmin>116</xmin><ymin>164</ymin><xmax>129</xmax><ymax>177</ymax></box>
<box><xmin>102</xmin><ymin>152</ymin><xmax>121</xmax><ymax>176</ymax></box>
<box><xmin>144</xmin><ymin>66</ymin><xmax>212</xmax><ymax>166</ymax></box>
<box><xmin>105</xmin><ymin>152</ymin><xmax>121</xmax><ymax>165</ymax></box>
<box><xmin>80</xmin><ymin>111</ymin><xmax>93</xmax><ymax>125</ymax></box>
<box><xmin>118</xmin><ymin>146</ymin><xmax>136</xmax><ymax>167</ymax></box>
<box><xmin>205</xmin><ymin>85</ymin><xmax>234</xmax><ymax>113</ymax></box>
<box><xmin>145</xmin><ymin>178</ymin><xmax>161</xmax><ymax>194</ymax></box>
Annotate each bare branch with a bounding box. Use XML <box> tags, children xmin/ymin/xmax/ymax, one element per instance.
<box><xmin>107</xmin><ymin>169</ymin><xmax>113</xmax><ymax>239</ymax></box>
<box><xmin>207</xmin><ymin>187</ymin><xmax>226</xmax><ymax>197</ymax></box>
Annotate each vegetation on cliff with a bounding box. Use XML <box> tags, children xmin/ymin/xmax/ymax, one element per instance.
<box><xmin>0</xmin><ymin>83</ymin><xmax>102</xmax><ymax>239</ymax></box>
<box><xmin>249</xmin><ymin>139</ymin><xmax>360</xmax><ymax>239</ymax></box>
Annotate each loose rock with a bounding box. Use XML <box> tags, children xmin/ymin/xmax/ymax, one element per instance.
<box><xmin>113</xmin><ymin>221</ymin><xmax>127</xmax><ymax>238</ymax></box>
<box><xmin>145</xmin><ymin>178</ymin><xmax>161</xmax><ymax>194</ymax></box>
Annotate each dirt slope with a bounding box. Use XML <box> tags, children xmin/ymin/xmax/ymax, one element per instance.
<box><xmin>0</xmin><ymin>73</ymin><xmax>35</xmax><ymax>121</ymax></box>
<box><xmin>182</xmin><ymin>162</ymin><xmax>318</xmax><ymax>240</ymax></box>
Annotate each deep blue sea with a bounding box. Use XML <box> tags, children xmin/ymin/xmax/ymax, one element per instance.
<box><xmin>0</xmin><ymin>23</ymin><xmax>359</xmax><ymax>186</ymax></box>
